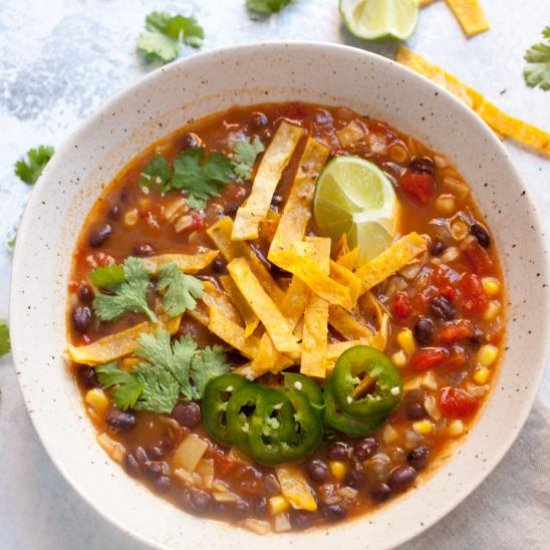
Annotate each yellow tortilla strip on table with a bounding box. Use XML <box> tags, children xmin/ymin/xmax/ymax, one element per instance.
<box><xmin>208</xmin><ymin>307</ymin><xmax>260</xmax><ymax>359</ymax></box>
<box><xmin>207</xmin><ymin>217</ymin><xmax>284</xmax><ymax>302</ymax></box>
<box><xmin>300</xmin><ymin>238</ymin><xmax>330</xmax><ymax>378</ymax></box>
<box><xmin>335</xmin><ymin>120</ymin><xmax>366</xmax><ymax>148</ymax></box>
<box><xmin>268</xmin><ymin>138</ymin><xmax>330</xmax><ymax>257</ymax></box>
<box><xmin>276</xmin><ymin>466</ymin><xmax>317</xmax><ymax>512</ymax></box>
<box><xmin>330</xmin><ymin>261</ymin><xmax>362</xmax><ymax>304</ymax></box>
<box><xmin>227</xmin><ymin>257</ymin><xmax>300</xmax><ymax>353</ymax></box>
<box><xmin>328</xmin><ymin>305</ymin><xmax>374</xmax><ymax>341</ymax></box>
<box><xmin>396</xmin><ymin>47</ymin><xmax>550</xmax><ymax>157</ymax></box>
<box><xmin>337</xmin><ymin>247</ymin><xmax>359</xmax><ymax>272</ymax></box>
<box><xmin>232</xmin><ymin>121</ymin><xmax>305</xmax><ymax>241</ymax></box>
<box><xmin>219</xmin><ymin>275</ymin><xmax>260</xmax><ymax>338</ymax></box>
<box><xmin>356</xmin><ymin>232</ymin><xmax>427</xmax><ymax>292</ymax></box>
<box><xmin>445</xmin><ymin>0</ymin><xmax>489</xmax><ymax>37</ymax></box>
<box><xmin>143</xmin><ymin>251</ymin><xmax>218</xmax><ymax>274</ymax></box>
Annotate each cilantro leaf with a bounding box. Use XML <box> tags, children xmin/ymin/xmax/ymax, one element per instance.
<box><xmin>137</xmin><ymin>11</ymin><xmax>204</xmax><ymax>65</ymax></box>
<box><xmin>139</xmin><ymin>155</ymin><xmax>173</xmax><ymax>189</ymax></box>
<box><xmin>156</xmin><ymin>262</ymin><xmax>204</xmax><ymax>317</ymax></box>
<box><xmin>132</xmin><ymin>361</ymin><xmax>181</xmax><ymax>413</ymax></box>
<box><xmin>0</xmin><ymin>321</ymin><xmax>10</xmax><ymax>357</ymax></box>
<box><xmin>89</xmin><ymin>264</ymin><xmax>125</xmax><ymax>287</ymax></box>
<box><xmin>7</xmin><ymin>236</ymin><xmax>16</xmax><ymax>250</ymax></box>
<box><xmin>186</xmin><ymin>195</ymin><xmax>207</xmax><ymax>210</ymax></box>
<box><xmin>524</xmin><ymin>24</ymin><xmax>550</xmax><ymax>91</ymax></box>
<box><xmin>246</xmin><ymin>0</ymin><xmax>292</xmax><ymax>15</ymax></box>
<box><xmin>191</xmin><ymin>345</ymin><xmax>230</xmax><ymax>396</ymax></box>
<box><xmin>14</xmin><ymin>145</ymin><xmax>55</xmax><ymax>185</ymax></box>
<box><xmin>171</xmin><ymin>147</ymin><xmax>235</xmax><ymax>204</ymax></box>
<box><xmin>95</xmin><ymin>362</ymin><xmax>144</xmax><ymax>409</ymax></box>
<box><xmin>233</xmin><ymin>137</ymin><xmax>265</xmax><ymax>180</ymax></box>
<box><xmin>93</xmin><ymin>257</ymin><xmax>157</xmax><ymax>322</ymax></box>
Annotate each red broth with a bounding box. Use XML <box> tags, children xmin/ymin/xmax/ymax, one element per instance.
<box><xmin>67</xmin><ymin>103</ymin><xmax>505</xmax><ymax>533</ymax></box>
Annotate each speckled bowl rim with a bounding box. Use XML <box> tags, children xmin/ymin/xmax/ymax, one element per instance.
<box><xmin>9</xmin><ymin>42</ymin><xmax>550</xmax><ymax>550</ymax></box>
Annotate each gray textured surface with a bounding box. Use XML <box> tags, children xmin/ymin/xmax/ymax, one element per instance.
<box><xmin>1</xmin><ymin>1</ymin><xmax>549</xmax><ymax>549</ymax></box>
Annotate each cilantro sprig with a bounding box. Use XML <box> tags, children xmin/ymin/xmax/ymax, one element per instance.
<box><xmin>14</xmin><ymin>145</ymin><xmax>55</xmax><ymax>184</ymax></box>
<box><xmin>96</xmin><ymin>331</ymin><xmax>230</xmax><ymax>413</ymax></box>
<box><xmin>0</xmin><ymin>321</ymin><xmax>10</xmax><ymax>357</ymax></box>
<box><xmin>138</xmin><ymin>11</ymin><xmax>204</xmax><ymax>65</ymax></box>
<box><xmin>524</xmin><ymin>25</ymin><xmax>550</xmax><ymax>91</ymax></box>
<box><xmin>157</xmin><ymin>263</ymin><xmax>204</xmax><ymax>317</ymax></box>
<box><xmin>246</xmin><ymin>0</ymin><xmax>292</xmax><ymax>15</ymax></box>
<box><xmin>233</xmin><ymin>137</ymin><xmax>265</xmax><ymax>180</ymax></box>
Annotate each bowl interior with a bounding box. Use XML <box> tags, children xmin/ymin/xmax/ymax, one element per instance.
<box><xmin>10</xmin><ymin>43</ymin><xmax>550</xmax><ymax>550</ymax></box>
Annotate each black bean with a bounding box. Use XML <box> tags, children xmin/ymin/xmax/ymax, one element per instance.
<box><xmin>408</xmin><ymin>446</ymin><xmax>429</xmax><ymax>470</ymax></box>
<box><xmin>470</xmin><ymin>327</ymin><xmax>485</xmax><ymax>347</ymax></box>
<box><xmin>327</xmin><ymin>441</ymin><xmax>349</xmax><ymax>461</ymax></box>
<box><xmin>171</xmin><ymin>402</ymin><xmax>202</xmax><ymax>428</ymax></box>
<box><xmin>212</xmin><ymin>258</ymin><xmax>227</xmax><ymax>274</ymax></box>
<box><xmin>88</xmin><ymin>224</ymin><xmax>112</xmax><ymax>248</ymax></box>
<box><xmin>354</xmin><ymin>437</ymin><xmax>379</xmax><ymax>461</ymax></box>
<box><xmin>321</xmin><ymin>504</ymin><xmax>347</xmax><ymax>521</ymax></box>
<box><xmin>189</xmin><ymin>489</ymin><xmax>212</xmax><ymax>514</ymax></box>
<box><xmin>147</xmin><ymin>445</ymin><xmax>165</xmax><ymax>459</ymax></box>
<box><xmin>132</xmin><ymin>243</ymin><xmax>155</xmax><ymax>257</ymax></box>
<box><xmin>144</xmin><ymin>461</ymin><xmax>163</xmax><ymax>480</ymax></box>
<box><xmin>124</xmin><ymin>453</ymin><xmax>141</xmax><ymax>477</ymax></box>
<box><xmin>230</xmin><ymin>500</ymin><xmax>250</xmax><ymax>520</ymax></box>
<box><xmin>180</xmin><ymin>132</ymin><xmax>199</xmax><ymax>150</ymax></box>
<box><xmin>154</xmin><ymin>475</ymin><xmax>172</xmax><ymax>494</ymax></box>
<box><xmin>409</xmin><ymin>157</ymin><xmax>435</xmax><ymax>175</ymax></box>
<box><xmin>290</xmin><ymin>510</ymin><xmax>316</xmax><ymax>530</ymax></box>
<box><xmin>405</xmin><ymin>401</ymin><xmax>426</xmax><ymax>421</ymax></box>
<box><xmin>80</xmin><ymin>366</ymin><xmax>99</xmax><ymax>389</ymax></box>
<box><xmin>134</xmin><ymin>446</ymin><xmax>149</xmax><ymax>466</ymax></box>
<box><xmin>271</xmin><ymin>194</ymin><xmax>284</xmax><ymax>207</ymax></box>
<box><xmin>388</xmin><ymin>465</ymin><xmax>417</xmax><ymax>491</ymax></box>
<box><xmin>161</xmin><ymin>436</ymin><xmax>175</xmax><ymax>452</ymax></box>
<box><xmin>107</xmin><ymin>205</ymin><xmax>121</xmax><ymax>221</ymax></box>
<box><xmin>470</xmin><ymin>223</ymin><xmax>490</xmax><ymax>248</ymax></box>
<box><xmin>306</xmin><ymin>458</ymin><xmax>329</xmax><ymax>484</ymax></box>
<box><xmin>106</xmin><ymin>408</ymin><xmax>137</xmax><ymax>434</ymax></box>
<box><xmin>344</xmin><ymin>469</ymin><xmax>366</xmax><ymax>489</ymax></box>
<box><xmin>224</xmin><ymin>202</ymin><xmax>240</xmax><ymax>216</ymax></box>
<box><xmin>414</xmin><ymin>317</ymin><xmax>434</xmax><ymax>345</ymax></box>
<box><xmin>370</xmin><ymin>482</ymin><xmax>392</xmax><ymax>502</ymax></box>
<box><xmin>249</xmin><ymin>112</ymin><xmax>268</xmax><ymax>131</ymax></box>
<box><xmin>72</xmin><ymin>306</ymin><xmax>92</xmax><ymax>333</ymax></box>
<box><xmin>430</xmin><ymin>296</ymin><xmax>456</xmax><ymax>320</ymax></box>
<box><xmin>77</xmin><ymin>284</ymin><xmax>94</xmax><ymax>304</ymax></box>
<box><xmin>252</xmin><ymin>496</ymin><xmax>268</xmax><ymax>518</ymax></box>
<box><xmin>431</xmin><ymin>239</ymin><xmax>445</xmax><ymax>256</ymax></box>
<box><xmin>269</xmin><ymin>262</ymin><xmax>290</xmax><ymax>279</ymax></box>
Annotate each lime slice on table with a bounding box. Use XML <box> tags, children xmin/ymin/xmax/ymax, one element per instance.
<box><xmin>339</xmin><ymin>0</ymin><xmax>419</xmax><ymax>41</ymax></box>
<box><xmin>313</xmin><ymin>156</ymin><xmax>397</xmax><ymax>265</ymax></box>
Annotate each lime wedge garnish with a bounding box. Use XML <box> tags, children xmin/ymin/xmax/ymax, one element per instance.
<box><xmin>313</xmin><ymin>156</ymin><xmax>397</xmax><ymax>265</ymax></box>
<box><xmin>339</xmin><ymin>0</ymin><xmax>419</xmax><ymax>41</ymax></box>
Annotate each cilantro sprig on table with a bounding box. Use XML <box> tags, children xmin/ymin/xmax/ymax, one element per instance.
<box><xmin>524</xmin><ymin>25</ymin><xmax>550</xmax><ymax>91</ymax></box>
<box><xmin>95</xmin><ymin>331</ymin><xmax>230</xmax><ymax>413</ymax></box>
<box><xmin>138</xmin><ymin>11</ymin><xmax>204</xmax><ymax>65</ymax></box>
<box><xmin>0</xmin><ymin>321</ymin><xmax>10</xmax><ymax>358</ymax></box>
<box><xmin>246</xmin><ymin>0</ymin><xmax>292</xmax><ymax>15</ymax></box>
<box><xmin>14</xmin><ymin>145</ymin><xmax>55</xmax><ymax>185</ymax></box>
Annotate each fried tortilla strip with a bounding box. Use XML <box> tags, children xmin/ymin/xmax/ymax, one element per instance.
<box><xmin>300</xmin><ymin>238</ymin><xmax>330</xmax><ymax>378</ymax></box>
<box><xmin>201</xmin><ymin>281</ymin><xmax>242</xmax><ymax>326</ymax></box>
<box><xmin>445</xmin><ymin>0</ymin><xmax>489</xmax><ymax>37</ymax></box>
<box><xmin>396</xmin><ymin>47</ymin><xmax>550</xmax><ymax>157</ymax></box>
<box><xmin>337</xmin><ymin>246</ymin><xmax>359</xmax><ymax>272</ymax></box>
<box><xmin>276</xmin><ymin>466</ymin><xmax>317</xmax><ymax>512</ymax></box>
<box><xmin>208</xmin><ymin>307</ymin><xmax>260</xmax><ymax>359</ymax></box>
<box><xmin>335</xmin><ymin>120</ymin><xmax>366</xmax><ymax>148</ymax></box>
<box><xmin>328</xmin><ymin>305</ymin><xmax>374</xmax><ymax>340</ymax></box>
<box><xmin>207</xmin><ymin>217</ymin><xmax>284</xmax><ymax>302</ymax></box>
<box><xmin>227</xmin><ymin>257</ymin><xmax>300</xmax><ymax>353</ymax></box>
<box><xmin>143</xmin><ymin>251</ymin><xmax>218</xmax><ymax>274</ymax></box>
<box><xmin>232</xmin><ymin>121</ymin><xmax>305</xmax><ymax>240</ymax></box>
<box><xmin>356</xmin><ymin>232</ymin><xmax>427</xmax><ymax>291</ymax></box>
<box><xmin>268</xmin><ymin>137</ymin><xmax>330</xmax><ymax>257</ymax></box>
<box><xmin>330</xmin><ymin>261</ymin><xmax>362</xmax><ymax>304</ymax></box>
<box><xmin>219</xmin><ymin>275</ymin><xmax>260</xmax><ymax>338</ymax></box>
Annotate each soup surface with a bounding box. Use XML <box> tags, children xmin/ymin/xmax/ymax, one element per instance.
<box><xmin>67</xmin><ymin>102</ymin><xmax>505</xmax><ymax>534</ymax></box>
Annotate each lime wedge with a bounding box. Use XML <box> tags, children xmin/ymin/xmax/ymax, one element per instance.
<box><xmin>313</xmin><ymin>156</ymin><xmax>397</xmax><ymax>264</ymax></box>
<box><xmin>339</xmin><ymin>0</ymin><xmax>419</xmax><ymax>41</ymax></box>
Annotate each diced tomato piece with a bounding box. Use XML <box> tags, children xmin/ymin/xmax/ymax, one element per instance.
<box><xmin>410</xmin><ymin>347</ymin><xmax>450</xmax><ymax>371</ymax></box>
<box><xmin>391</xmin><ymin>291</ymin><xmax>412</xmax><ymax>320</ymax></box>
<box><xmin>437</xmin><ymin>320</ymin><xmax>474</xmax><ymax>343</ymax></box>
<box><xmin>398</xmin><ymin>170</ymin><xmax>436</xmax><ymax>207</ymax></box>
<box><xmin>211</xmin><ymin>449</ymin><xmax>237</xmax><ymax>476</ymax></box>
<box><xmin>458</xmin><ymin>273</ymin><xmax>489</xmax><ymax>315</ymax></box>
<box><xmin>438</xmin><ymin>387</ymin><xmax>479</xmax><ymax>418</ymax></box>
<box><xmin>68</xmin><ymin>280</ymin><xmax>79</xmax><ymax>293</ymax></box>
<box><xmin>442</xmin><ymin>286</ymin><xmax>456</xmax><ymax>302</ymax></box>
<box><xmin>462</xmin><ymin>239</ymin><xmax>494</xmax><ymax>275</ymax></box>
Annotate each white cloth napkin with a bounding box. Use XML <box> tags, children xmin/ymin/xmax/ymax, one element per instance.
<box><xmin>402</xmin><ymin>401</ymin><xmax>550</xmax><ymax>550</ymax></box>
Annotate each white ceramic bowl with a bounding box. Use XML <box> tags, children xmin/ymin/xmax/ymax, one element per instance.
<box><xmin>10</xmin><ymin>42</ymin><xmax>550</xmax><ymax>550</ymax></box>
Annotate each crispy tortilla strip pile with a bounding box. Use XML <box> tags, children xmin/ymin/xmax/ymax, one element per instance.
<box><xmin>396</xmin><ymin>46</ymin><xmax>550</xmax><ymax>158</ymax></box>
<box><xmin>445</xmin><ymin>0</ymin><xmax>489</xmax><ymax>37</ymax></box>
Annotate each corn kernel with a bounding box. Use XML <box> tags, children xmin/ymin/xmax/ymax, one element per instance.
<box><xmin>435</xmin><ymin>193</ymin><xmax>456</xmax><ymax>215</ymax></box>
<box><xmin>329</xmin><ymin>460</ymin><xmax>348</xmax><ymax>481</ymax></box>
<box><xmin>392</xmin><ymin>350</ymin><xmax>407</xmax><ymax>368</ymax></box>
<box><xmin>124</xmin><ymin>208</ymin><xmax>138</xmax><ymax>226</ymax></box>
<box><xmin>451</xmin><ymin>220</ymin><xmax>469</xmax><ymax>241</ymax></box>
<box><xmin>412</xmin><ymin>419</ymin><xmax>434</xmax><ymax>435</ymax></box>
<box><xmin>85</xmin><ymin>388</ymin><xmax>110</xmax><ymax>417</ymax></box>
<box><xmin>483</xmin><ymin>300</ymin><xmax>501</xmax><ymax>321</ymax></box>
<box><xmin>482</xmin><ymin>277</ymin><xmax>500</xmax><ymax>297</ymax></box>
<box><xmin>268</xmin><ymin>496</ymin><xmax>289</xmax><ymax>515</ymax></box>
<box><xmin>473</xmin><ymin>367</ymin><xmax>491</xmax><ymax>385</ymax></box>
<box><xmin>447</xmin><ymin>419</ymin><xmax>465</xmax><ymax>437</ymax></box>
<box><xmin>397</xmin><ymin>328</ymin><xmax>415</xmax><ymax>356</ymax></box>
<box><xmin>476</xmin><ymin>344</ymin><xmax>499</xmax><ymax>367</ymax></box>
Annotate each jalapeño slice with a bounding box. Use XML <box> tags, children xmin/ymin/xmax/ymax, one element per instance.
<box><xmin>283</xmin><ymin>372</ymin><xmax>325</xmax><ymax>411</ymax></box>
<box><xmin>331</xmin><ymin>345</ymin><xmax>403</xmax><ymax>417</ymax></box>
